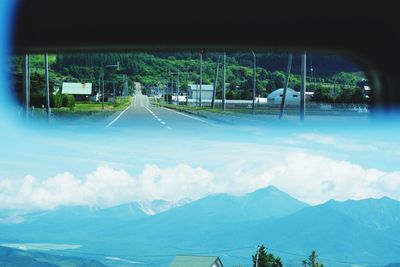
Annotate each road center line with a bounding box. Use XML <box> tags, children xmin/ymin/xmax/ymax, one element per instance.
<box><xmin>144</xmin><ymin>105</ymin><xmax>172</xmax><ymax>130</ymax></box>
<box><xmin>105</xmin><ymin>103</ymin><xmax>133</xmax><ymax>128</ymax></box>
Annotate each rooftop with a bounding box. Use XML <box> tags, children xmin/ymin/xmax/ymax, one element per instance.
<box><xmin>169</xmin><ymin>255</ymin><xmax>223</xmax><ymax>267</ymax></box>
<box><xmin>188</xmin><ymin>84</ymin><xmax>214</xmax><ymax>91</ymax></box>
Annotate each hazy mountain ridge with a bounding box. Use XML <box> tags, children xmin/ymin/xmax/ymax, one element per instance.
<box><xmin>247</xmin><ymin>197</ymin><xmax>400</xmax><ymax>265</ymax></box>
<box><xmin>321</xmin><ymin>197</ymin><xmax>400</xmax><ymax>230</ymax></box>
<box><xmin>0</xmin><ymin>198</ymin><xmax>190</xmax><ymax>226</ymax></box>
<box><xmin>137</xmin><ymin>198</ymin><xmax>192</xmax><ymax>215</ymax></box>
<box><xmin>0</xmin><ymin>186</ymin><xmax>399</xmax><ymax>266</ymax></box>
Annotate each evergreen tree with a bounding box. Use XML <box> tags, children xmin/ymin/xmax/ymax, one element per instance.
<box><xmin>252</xmin><ymin>245</ymin><xmax>283</xmax><ymax>267</ymax></box>
<box><xmin>303</xmin><ymin>250</ymin><xmax>324</xmax><ymax>267</ymax></box>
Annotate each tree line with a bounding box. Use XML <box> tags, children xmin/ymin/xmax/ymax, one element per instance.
<box><xmin>10</xmin><ymin>52</ymin><xmax>368</xmax><ymax>106</ymax></box>
<box><xmin>251</xmin><ymin>245</ymin><xmax>324</xmax><ymax>267</ymax></box>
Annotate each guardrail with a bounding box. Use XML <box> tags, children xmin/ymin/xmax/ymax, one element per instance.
<box><xmin>150</xmin><ymin>97</ymin><xmax>370</xmax><ymax>115</ymax></box>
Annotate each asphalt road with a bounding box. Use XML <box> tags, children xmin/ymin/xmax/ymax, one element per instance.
<box><xmin>105</xmin><ymin>92</ymin><xmax>222</xmax><ymax>132</ymax></box>
<box><xmin>103</xmin><ymin>92</ymin><xmax>373</xmax><ymax>138</ymax></box>
<box><xmin>38</xmin><ymin>92</ymin><xmax>370</xmax><ymax>138</ymax></box>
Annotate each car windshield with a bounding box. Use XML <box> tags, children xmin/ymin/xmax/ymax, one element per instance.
<box><xmin>1</xmin><ymin>51</ymin><xmax>399</xmax><ymax>267</ymax></box>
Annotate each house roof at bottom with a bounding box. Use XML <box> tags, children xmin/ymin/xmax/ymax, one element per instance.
<box><xmin>169</xmin><ymin>255</ymin><xmax>222</xmax><ymax>267</ymax></box>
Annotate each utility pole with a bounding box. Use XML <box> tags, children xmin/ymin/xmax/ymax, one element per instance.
<box><xmin>22</xmin><ymin>54</ymin><xmax>30</xmax><ymax>119</ymax></box>
<box><xmin>113</xmin><ymin>80</ymin><xmax>116</xmax><ymax>104</ymax></box>
<box><xmin>279</xmin><ymin>53</ymin><xmax>293</xmax><ymax>119</ymax></box>
<box><xmin>186</xmin><ymin>66</ymin><xmax>189</xmax><ymax>105</ymax></box>
<box><xmin>309</xmin><ymin>53</ymin><xmax>314</xmax><ymax>82</ymax></box>
<box><xmin>103</xmin><ymin>62</ymin><xmax>120</xmax><ymax>110</ymax></box>
<box><xmin>170</xmin><ymin>73</ymin><xmax>174</xmax><ymax>104</ymax></box>
<box><xmin>122</xmin><ymin>75</ymin><xmax>125</xmax><ymax>100</ymax></box>
<box><xmin>27</xmin><ymin>55</ymin><xmax>30</xmax><ymax>112</ymax></box>
<box><xmin>102</xmin><ymin>72</ymin><xmax>105</xmax><ymax>111</ymax></box>
<box><xmin>170</xmin><ymin>70</ymin><xmax>179</xmax><ymax>105</ymax></box>
<box><xmin>255</xmin><ymin>245</ymin><xmax>260</xmax><ymax>267</ymax></box>
<box><xmin>98</xmin><ymin>75</ymin><xmax>101</xmax><ymax>104</ymax></box>
<box><xmin>251</xmin><ymin>51</ymin><xmax>256</xmax><ymax>114</ymax></box>
<box><xmin>124</xmin><ymin>74</ymin><xmax>128</xmax><ymax>101</ymax></box>
<box><xmin>222</xmin><ymin>52</ymin><xmax>226</xmax><ymax>111</ymax></box>
<box><xmin>176</xmin><ymin>71</ymin><xmax>180</xmax><ymax>105</ymax></box>
<box><xmin>199</xmin><ymin>51</ymin><xmax>203</xmax><ymax>107</ymax></box>
<box><xmin>300</xmin><ymin>52</ymin><xmax>307</xmax><ymax>122</ymax></box>
<box><xmin>211</xmin><ymin>61</ymin><xmax>219</xmax><ymax>109</ymax></box>
<box><xmin>44</xmin><ymin>53</ymin><xmax>50</xmax><ymax>121</ymax></box>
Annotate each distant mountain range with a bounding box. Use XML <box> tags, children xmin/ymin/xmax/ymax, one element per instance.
<box><xmin>0</xmin><ymin>245</ymin><xmax>106</xmax><ymax>267</ymax></box>
<box><xmin>0</xmin><ymin>186</ymin><xmax>399</xmax><ymax>267</ymax></box>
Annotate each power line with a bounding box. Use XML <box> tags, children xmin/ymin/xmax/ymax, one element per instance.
<box><xmin>0</xmin><ymin>237</ymin><xmax>389</xmax><ymax>267</ymax></box>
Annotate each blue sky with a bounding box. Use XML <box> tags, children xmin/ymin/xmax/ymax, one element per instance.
<box><xmin>1</xmin><ymin>113</ymin><xmax>400</xmax><ymax>210</ymax></box>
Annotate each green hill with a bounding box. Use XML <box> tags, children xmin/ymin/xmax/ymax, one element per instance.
<box><xmin>0</xmin><ymin>246</ymin><xmax>107</xmax><ymax>267</ymax></box>
<box><xmin>10</xmin><ymin>52</ymin><xmax>365</xmax><ymax>105</ymax></box>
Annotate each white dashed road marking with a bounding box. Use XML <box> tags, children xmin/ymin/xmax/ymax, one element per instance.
<box><xmin>143</xmin><ymin>105</ymin><xmax>171</xmax><ymax>130</ymax></box>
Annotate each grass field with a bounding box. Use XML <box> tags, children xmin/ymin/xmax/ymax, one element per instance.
<box><xmin>66</xmin><ymin>96</ymin><xmax>132</xmax><ymax>113</ymax></box>
<box><xmin>29</xmin><ymin>96</ymin><xmax>133</xmax><ymax>120</ymax></box>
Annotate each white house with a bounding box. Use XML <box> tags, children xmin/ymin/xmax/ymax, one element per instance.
<box><xmin>267</xmin><ymin>88</ymin><xmax>314</xmax><ymax>104</ymax></box>
<box><xmin>188</xmin><ymin>84</ymin><xmax>214</xmax><ymax>101</ymax></box>
<box><xmin>62</xmin><ymin>82</ymin><xmax>92</xmax><ymax>95</ymax></box>
<box><xmin>267</xmin><ymin>88</ymin><xmax>299</xmax><ymax>104</ymax></box>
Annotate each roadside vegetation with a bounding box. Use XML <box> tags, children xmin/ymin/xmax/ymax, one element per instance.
<box><xmin>10</xmin><ymin>52</ymin><xmax>368</xmax><ymax>116</ymax></box>
<box><xmin>251</xmin><ymin>245</ymin><xmax>324</xmax><ymax>267</ymax></box>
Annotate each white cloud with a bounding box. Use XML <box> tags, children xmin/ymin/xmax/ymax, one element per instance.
<box><xmin>294</xmin><ymin>133</ymin><xmax>378</xmax><ymax>152</ymax></box>
<box><xmin>296</xmin><ymin>133</ymin><xmax>336</xmax><ymax>145</ymax></box>
<box><xmin>0</xmin><ymin>164</ymin><xmax>217</xmax><ymax>210</ymax></box>
<box><xmin>0</xmin><ymin>152</ymin><xmax>399</xmax><ymax>210</ymax></box>
<box><xmin>135</xmin><ymin>164</ymin><xmax>218</xmax><ymax>202</ymax></box>
<box><xmin>241</xmin><ymin>152</ymin><xmax>394</xmax><ymax>204</ymax></box>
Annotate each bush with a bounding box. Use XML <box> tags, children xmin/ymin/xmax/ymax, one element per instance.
<box><xmin>312</xmin><ymin>88</ymin><xmax>335</xmax><ymax>103</ymax></box>
<box><xmin>164</xmin><ymin>94</ymin><xmax>172</xmax><ymax>103</ymax></box>
<box><xmin>62</xmin><ymin>94</ymin><xmax>75</xmax><ymax>108</ymax></box>
<box><xmin>31</xmin><ymin>94</ymin><xmax>45</xmax><ymax>108</ymax></box>
<box><xmin>226</xmin><ymin>90</ymin><xmax>235</xmax><ymax>100</ymax></box>
<box><xmin>336</xmin><ymin>88</ymin><xmax>357</xmax><ymax>103</ymax></box>
<box><xmin>51</xmin><ymin>93</ymin><xmax>63</xmax><ymax>108</ymax></box>
<box><xmin>240</xmin><ymin>90</ymin><xmax>252</xmax><ymax>100</ymax></box>
<box><xmin>32</xmin><ymin>93</ymin><xmax>75</xmax><ymax>109</ymax></box>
